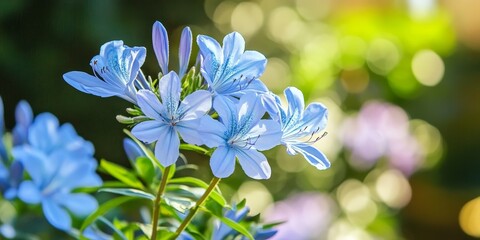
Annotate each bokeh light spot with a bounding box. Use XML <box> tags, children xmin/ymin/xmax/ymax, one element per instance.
<box><xmin>212</xmin><ymin>1</ymin><xmax>236</xmax><ymax>32</ymax></box>
<box><xmin>366</xmin><ymin>38</ymin><xmax>400</xmax><ymax>75</ymax></box>
<box><xmin>340</xmin><ymin>68</ymin><xmax>370</xmax><ymax>93</ymax></box>
<box><xmin>230</xmin><ymin>2</ymin><xmax>263</xmax><ymax>38</ymax></box>
<box><xmin>262</xmin><ymin>57</ymin><xmax>290</xmax><ymax>92</ymax></box>
<box><xmin>460</xmin><ymin>197</ymin><xmax>480</xmax><ymax>237</ymax></box>
<box><xmin>411</xmin><ymin>49</ymin><xmax>444</xmax><ymax>87</ymax></box>
<box><xmin>295</xmin><ymin>0</ymin><xmax>331</xmax><ymax>21</ymax></box>
<box><xmin>375</xmin><ymin>169</ymin><xmax>412</xmax><ymax>208</ymax></box>
<box><xmin>234</xmin><ymin>181</ymin><xmax>273</xmax><ymax>215</ymax></box>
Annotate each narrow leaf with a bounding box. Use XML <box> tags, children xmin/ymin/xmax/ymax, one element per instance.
<box><xmin>202</xmin><ymin>206</ymin><xmax>254</xmax><ymax>240</ymax></box>
<box><xmin>135</xmin><ymin>157</ymin><xmax>155</xmax><ymax>185</ymax></box>
<box><xmin>98</xmin><ymin>217</ymin><xmax>128</xmax><ymax>240</ymax></box>
<box><xmin>169</xmin><ymin>177</ymin><xmax>227</xmax><ymax>207</ymax></box>
<box><xmin>99</xmin><ymin>188</ymin><xmax>155</xmax><ymax>201</ymax></box>
<box><xmin>80</xmin><ymin>196</ymin><xmax>136</xmax><ymax>232</ymax></box>
<box><xmin>180</xmin><ymin>144</ymin><xmax>210</xmax><ymax>156</ymax></box>
<box><xmin>100</xmin><ymin>160</ymin><xmax>144</xmax><ymax>189</ymax></box>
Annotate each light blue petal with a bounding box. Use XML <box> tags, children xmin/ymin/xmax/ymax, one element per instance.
<box><xmin>127</xmin><ymin>46</ymin><xmax>147</xmax><ymax>83</ymax></box>
<box><xmin>57</xmin><ymin>193</ymin><xmax>98</xmax><ymax>217</ymax></box>
<box><xmin>63</xmin><ymin>71</ymin><xmax>118</xmax><ymax>97</ymax></box>
<box><xmin>215</xmin><ymin>51</ymin><xmax>267</xmax><ymax>94</ymax></box>
<box><xmin>248</xmin><ymin>120</ymin><xmax>282</xmax><ymax>151</ymax></box>
<box><xmin>0</xmin><ymin>140</ymin><xmax>6</xmax><ymax>164</ymax></box>
<box><xmin>179</xmin><ymin>27</ymin><xmax>192</xmax><ymax>78</ymax></box>
<box><xmin>9</xmin><ymin>161</ymin><xmax>23</xmax><ymax>185</ymax></box>
<box><xmin>13</xmin><ymin>148</ymin><xmax>48</xmax><ymax>185</ymax></box>
<box><xmin>84</xmin><ymin>226</ymin><xmax>112</xmax><ymax>240</ymax></box>
<box><xmin>154</xmin><ymin>127</ymin><xmax>180</xmax><ymax>166</ymax></box>
<box><xmin>178</xmin><ymin>90</ymin><xmax>212</xmax><ymax>121</ymax></box>
<box><xmin>15</xmin><ymin>100</ymin><xmax>33</xmax><ymax>127</ymax></box>
<box><xmin>52</xmin><ymin>154</ymin><xmax>101</xmax><ymax>189</ymax></box>
<box><xmin>159</xmin><ymin>71</ymin><xmax>181</xmax><ymax>116</ymax></box>
<box><xmin>241</xmin><ymin>78</ymin><xmax>269</xmax><ymax>95</ymax></box>
<box><xmin>152</xmin><ymin>21</ymin><xmax>169</xmax><ymax>74</ymax></box>
<box><xmin>292</xmin><ymin>144</ymin><xmax>330</xmax><ymax>170</ymax></box>
<box><xmin>259</xmin><ymin>92</ymin><xmax>280</xmax><ymax>120</ymax></box>
<box><xmin>236</xmin><ymin>93</ymin><xmax>265</xmax><ymax>129</ymax></box>
<box><xmin>176</xmin><ymin>119</ymin><xmax>203</xmax><ymax>145</ymax></box>
<box><xmin>99</xmin><ymin>40</ymin><xmax>123</xmax><ymax>56</ymax></box>
<box><xmin>254</xmin><ymin>228</ymin><xmax>278</xmax><ymax>240</ymax></box>
<box><xmin>18</xmin><ymin>181</ymin><xmax>42</xmax><ymax>204</ymax></box>
<box><xmin>123</xmin><ymin>138</ymin><xmax>145</xmax><ymax>163</ymax></box>
<box><xmin>197</xmin><ymin>34</ymin><xmax>223</xmax><ymax>64</ymax></box>
<box><xmin>302</xmin><ymin>102</ymin><xmax>328</xmax><ymax>132</ymax></box>
<box><xmin>236</xmin><ymin>149</ymin><xmax>271</xmax><ymax>179</ymax></box>
<box><xmin>131</xmin><ymin>121</ymin><xmax>167</xmax><ymax>144</ymax></box>
<box><xmin>213</xmin><ymin>95</ymin><xmax>237</xmax><ymax>127</ymax></box>
<box><xmin>0</xmin><ymin>224</ymin><xmax>15</xmax><ymax>239</ymax></box>
<box><xmin>284</xmin><ymin>87</ymin><xmax>305</xmax><ymax>119</ymax></box>
<box><xmin>210</xmin><ymin>146</ymin><xmax>236</xmax><ymax>178</ymax></box>
<box><xmin>58</xmin><ymin>123</ymin><xmax>94</xmax><ymax>156</ymax></box>
<box><xmin>199</xmin><ymin>54</ymin><xmax>216</xmax><ymax>86</ymax></box>
<box><xmin>198</xmin><ymin>116</ymin><xmax>227</xmax><ymax>148</ymax></box>
<box><xmin>27</xmin><ymin>113</ymin><xmax>59</xmax><ymax>152</ymax></box>
<box><xmin>136</xmin><ymin>90</ymin><xmax>165</xmax><ymax>120</ymax></box>
<box><xmin>221</xmin><ymin>32</ymin><xmax>245</xmax><ymax>70</ymax></box>
<box><xmin>42</xmin><ymin>199</ymin><xmax>72</xmax><ymax>231</ymax></box>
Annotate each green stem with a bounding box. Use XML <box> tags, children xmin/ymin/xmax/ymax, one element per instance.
<box><xmin>170</xmin><ymin>177</ymin><xmax>221</xmax><ymax>239</ymax></box>
<box><xmin>151</xmin><ymin>165</ymin><xmax>172</xmax><ymax>240</ymax></box>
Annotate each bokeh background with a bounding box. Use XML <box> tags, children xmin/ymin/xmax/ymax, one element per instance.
<box><xmin>1</xmin><ymin>0</ymin><xmax>480</xmax><ymax>239</ymax></box>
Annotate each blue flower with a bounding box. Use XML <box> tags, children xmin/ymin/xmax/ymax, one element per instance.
<box><xmin>131</xmin><ymin>71</ymin><xmax>212</xmax><ymax>167</ymax></box>
<box><xmin>212</xmin><ymin>206</ymin><xmax>249</xmax><ymax>240</ymax></box>
<box><xmin>13</xmin><ymin>113</ymin><xmax>102</xmax><ymax>231</ymax></box>
<box><xmin>197</xmin><ymin>32</ymin><xmax>268</xmax><ymax>103</ymax></box>
<box><xmin>212</xmin><ymin>205</ymin><xmax>277</xmax><ymax>240</ymax></box>
<box><xmin>123</xmin><ymin>138</ymin><xmax>145</xmax><ymax>165</ymax></box>
<box><xmin>0</xmin><ymin>97</ymin><xmax>7</xmax><ymax>162</ymax></box>
<box><xmin>12</xmin><ymin>100</ymin><xmax>33</xmax><ymax>146</ymax></box>
<box><xmin>63</xmin><ymin>40</ymin><xmax>148</xmax><ymax>104</ymax></box>
<box><xmin>153</xmin><ymin>21</ymin><xmax>192</xmax><ymax>78</ymax></box>
<box><xmin>0</xmin><ymin>98</ymin><xmax>25</xmax><ymax>199</ymax></box>
<box><xmin>199</xmin><ymin>93</ymin><xmax>282</xmax><ymax>179</ymax></box>
<box><xmin>275</xmin><ymin>87</ymin><xmax>330</xmax><ymax>170</ymax></box>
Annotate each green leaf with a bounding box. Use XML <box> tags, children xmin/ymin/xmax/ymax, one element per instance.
<box><xmin>237</xmin><ymin>199</ymin><xmax>247</xmax><ymax>210</ymax></box>
<box><xmin>163</xmin><ymin>195</ymin><xmax>196</xmax><ymax>213</ymax></box>
<box><xmin>102</xmin><ymin>181</ymin><xmax>132</xmax><ymax>188</ymax></box>
<box><xmin>98</xmin><ymin>217</ymin><xmax>128</xmax><ymax>240</ymax></box>
<box><xmin>135</xmin><ymin>157</ymin><xmax>155</xmax><ymax>185</ymax></box>
<box><xmin>169</xmin><ymin>177</ymin><xmax>227</xmax><ymax>207</ymax></box>
<box><xmin>175</xmin><ymin>164</ymin><xmax>199</xmax><ymax>172</ymax></box>
<box><xmin>99</xmin><ymin>188</ymin><xmax>155</xmax><ymax>201</ymax></box>
<box><xmin>100</xmin><ymin>160</ymin><xmax>144</xmax><ymax>189</ymax></box>
<box><xmin>167</xmin><ymin>163</ymin><xmax>176</xmax><ymax>180</ymax></box>
<box><xmin>80</xmin><ymin>196</ymin><xmax>136</xmax><ymax>232</ymax></box>
<box><xmin>179</xmin><ymin>144</ymin><xmax>210</xmax><ymax>156</ymax></box>
<box><xmin>204</xmin><ymin>198</ymin><xmax>224</xmax><ymax>217</ymax></box>
<box><xmin>217</xmin><ymin>216</ymin><xmax>254</xmax><ymax>240</ymax></box>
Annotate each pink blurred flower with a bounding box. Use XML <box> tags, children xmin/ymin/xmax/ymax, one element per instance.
<box><xmin>263</xmin><ymin>193</ymin><xmax>337</xmax><ymax>240</ymax></box>
<box><xmin>341</xmin><ymin>101</ymin><xmax>423</xmax><ymax>175</ymax></box>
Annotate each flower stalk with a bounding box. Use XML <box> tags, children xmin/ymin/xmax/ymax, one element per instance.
<box><xmin>171</xmin><ymin>177</ymin><xmax>221</xmax><ymax>239</ymax></box>
<box><xmin>151</xmin><ymin>165</ymin><xmax>172</xmax><ymax>240</ymax></box>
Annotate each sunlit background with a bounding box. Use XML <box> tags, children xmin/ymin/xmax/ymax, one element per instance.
<box><xmin>2</xmin><ymin>0</ymin><xmax>480</xmax><ymax>239</ymax></box>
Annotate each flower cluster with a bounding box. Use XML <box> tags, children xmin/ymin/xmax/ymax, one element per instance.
<box><xmin>64</xmin><ymin>21</ymin><xmax>331</xmax><ymax>180</ymax></box>
<box><xmin>0</xmin><ymin>98</ymin><xmax>102</xmax><ymax>233</ymax></box>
